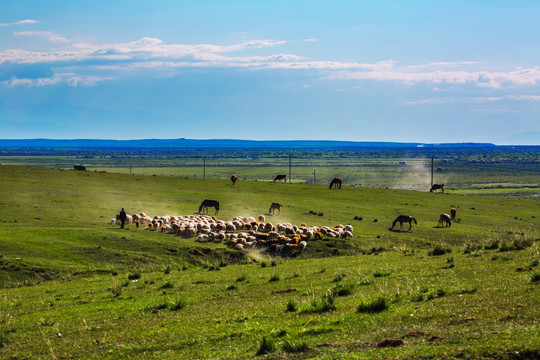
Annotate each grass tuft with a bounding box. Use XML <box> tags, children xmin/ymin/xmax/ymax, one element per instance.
<box><xmin>256</xmin><ymin>336</ymin><xmax>275</xmax><ymax>356</ymax></box>
<box><xmin>286</xmin><ymin>298</ymin><xmax>297</xmax><ymax>312</ymax></box>
<box><xmin>282</xmin><ymin>337</ymin><xmax>309</xmax><ymax>353</ymax></box>
<box><xmin>357</xmin><ymin>295</ymin><xmax>388</xmax><ymax>313</ymax></box>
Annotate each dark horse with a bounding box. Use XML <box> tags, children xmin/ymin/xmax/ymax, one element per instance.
<box><xmin>269</xmin><ymin>202</ymin><xmax>282</xmax><ymax>215</ymax></box>
<box><xmin>390</xmin><ymin>215</ymin><xmax>418</xmax><ymax>231</ymax></box>
<box><xmin>199</xmin><ymin>199</ymin><xmax>220</xmax><ymax>215</ymax></box>
<box><xmin>329</xmin><ymin>177</ymin><xmax>343</xmax><ymax>189</ymax></box>
<box><xmin>430</xmin><ymin>183</ymin><xmax>444</xmax><ymax>193</ymax></box>
<box><xmin>231</xmin><ymin>174</ymin><xmax>238</xmax><ymax>186</ymax></box>
<box><xmin>274</xmin><ymin>174</ymin><xmax>287</xmax><ymax>182</ymax></box>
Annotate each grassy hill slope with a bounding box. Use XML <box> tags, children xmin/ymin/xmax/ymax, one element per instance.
<box><xmin>0</xmin><ymin>166</ymin><xmax>538</xmax><ymax>359</ymax></box>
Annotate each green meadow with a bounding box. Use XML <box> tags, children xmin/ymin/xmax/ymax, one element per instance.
<box><xmin>0</xmin><ymin>164</ymin><xmax>539</xmax><ymax>359</ymax></box>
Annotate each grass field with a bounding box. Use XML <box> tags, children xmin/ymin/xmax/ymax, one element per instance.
<box><xmin>0</xmin><ymin>165</ymin><xmax>539</xmax><ymax>359</ymax></box>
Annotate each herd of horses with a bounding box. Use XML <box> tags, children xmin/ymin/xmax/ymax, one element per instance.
<box><xmin>390</xmin><ymin>207</ymin><xmax>457</xmax><ymax>231</ymax></box>
<box><xmin>203</xmin><ymin>176</ymin><xmax>452</xmax><ymax>231</ymax></box>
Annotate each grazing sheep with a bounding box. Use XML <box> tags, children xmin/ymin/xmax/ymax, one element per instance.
<box><xmin>259</xmin><ymin>215</ymin><xmax>266</xmax><ymax>223</ymax></box>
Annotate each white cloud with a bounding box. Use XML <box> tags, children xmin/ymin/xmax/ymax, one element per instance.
<box><xmin>0</xmin><ymin>19</ymin><xmax>38</xmax><ymax>26</ymax></box>
<box><xmin>2</xmin><ymin>34</ymin><xmax>540</xmax><ymax>91</ymax></box>
<box><xmin>5</xmin><ymin>73</ymin><xmax>111</xmax><ymax>87</ymax></box>
<box><xmin>407</xmin><ymin>95</ymin><xmax>540</xmax><ymax>106</ymax></box>
<box><xmin>14</xmin><ymin>31</ymin><xmax>70</xmax><ymax>43</ymax></box>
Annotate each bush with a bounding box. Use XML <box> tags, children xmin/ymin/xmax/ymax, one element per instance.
<box><xmin>269</xmin><ymin>274</ymin><xmax>280</xmax><ymax>282</ymax></box>
<box><xmin>357</xmin><ymin>295</ymin><xmax>388</xmax><ymax>313</ymax></box>
<box><xmin>333</xmin><ymin>272</ymin><xmax>346</xmax><ymax>282</ymax></box>
<box><xmin>531</xmin><ymin>272</ymin><xmax>540</xmax><ymax>283</ymax></box>
<box><xmin>300</xmin><ymin>292</ymin><xmax>336</xmax><ymax>313</ymax></box>
<box><xmin>256</xmin><ymin>336</ymin><xmax>275</xmax><ymax>356</ymax></box>
<box><xmin>226</xmin><ymin>284</ymin><xmax>237</xmax><ymax>291</ymax></box>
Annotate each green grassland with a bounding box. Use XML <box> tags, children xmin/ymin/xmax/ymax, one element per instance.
<box><xmin>0</xmin><ymin>165</ymin><xmax>539</xmax><ymax>359</ymax></box>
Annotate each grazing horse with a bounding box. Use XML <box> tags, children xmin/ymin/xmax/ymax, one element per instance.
<box><xmin>329</xmin><ymin>177</ymin><xmax>343</xmax><ymax>189</ymax></box>
<box><xmin>199</xmin><ymin>199</ymin><xmax>220</xmax><ymax>215</ymax></box>
<box><xmin>231</xmin><ymin>174</ymin><xmax>238</xmax><ymax>186</ymax></box>
<box><xmin>450</xmin><ymin>208</ymin><xmax>457</xmax><ymax>220</ymax></box>
<box><xmin>274</xmin><ymin>174</ymin><xmax>287</xmax><ymax>182</ymax></box>
<box><xmin>269</xmin><ymin>202</ymin><xmax>282</xmax><ymax>215</ymax></box>
<box><xmin>430</xmin><ymin>183</ymin><xmax>445</xmax><ymax>193</ymax></box>
<box><xmin>438</xmin><ymin>213</ymin><xmax>452</xmax><ymax>227</ymax></box>
<box><xmin>390</xmin><ymin>215</ymin><xmax>418</xmax><ymax>231</ymax></box>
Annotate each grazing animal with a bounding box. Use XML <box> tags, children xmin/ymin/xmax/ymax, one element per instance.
<box><xmin>430</xmin><ymin>183</ymin><xmax>445</xmax><ymax>193</ymax></box>
<box><xmin>73</xmin><ymin>164</ymin><xmax>86</xmax><ymax>171</ymax></box>
<box><xmin>329</xmin><ymin>177</ymin><xmax>343</xmax><ymax>189</ymax></box>
<box><xmin>199</xmin><ymin>199</ymin><xmax>220</xmax><ymax>215</ymax></box>
<box><xmin>269</xmin><ymin>202</ymin><xmax>282</xmax><ymax>215</ymax></box>
<box><xmin>390</xmin><ymin>215</ymin><xmax>418</xmax><ymax>231</ymax></box>
<box><xmin>258</xmin><ymin>215</ymin><xmax>265</xmax><ymax>223</ymax></box>
<box><xmin>450</xmin><ymin>208</ymin><xmax>457</xmax><ymax>220</ymax></box>
<box><xmin>274</xmin><ymin>174</ymin><xmax>287</xmax><ymax>182</ymax></box>
<box><xmin>231</xmin><ymin>174</ymin><xmax>238</xmax><ymax>186</ymax></box>
<box><xmin>438</xmin><ymin>213</ymin><xmax>452</xmax><ymax>227</ymax></box>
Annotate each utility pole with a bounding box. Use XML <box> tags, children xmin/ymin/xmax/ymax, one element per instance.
<box><xmin>129</xmin><ymin>163</ymin><xmax>132</xmax><ymax>175</ymax></box>
<box><xmin>313</xmin><ymin>169</ymin><xmax>316</xmax><ymax>184</ymax></box>
<box><xmin>289</xmin><ymin>155</ymin><xmax>292</xmax><ymax>183</ymax></box>
<box><xmin>431</xmin><ymin>157</ymin><xmax>434</xmax><ymax>187</ymax></box>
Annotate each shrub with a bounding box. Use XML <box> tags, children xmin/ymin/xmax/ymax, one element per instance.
<box><xmin>256</xmin><ymin>336</ymin><xmax>275</xmax><ymax>356</ymax></box>
<box><xmin>357</xmin><ymin>295</ymin><xmax>388</xmax><ymax>313</ymax></box>
<box><xmin>333</xmin><ymin>272</ymin><xmax>346</xmax><ymax>282</ymax></box>
<box><xmin>163</xmin><ymin>266</ymin><xmax>171</xmax><ymax>274</ymax></box>
<box><xmin>269</xmin><ymin>274</ymin><xmax>280</xmax><ymax>282</ymax></box>
<box><xmin>271</xmin><ymin>260</ymin><xmax>277</xmax><ymax>267</ymax></box>
<box><xmin>531</xmin><ymin>259</ymin><xmax>539</xmax><ymax>267</ymax></box>
<box><xmin>531</xmin><ymin>272</ymin><xmax>540</xmax><ymax>283</ymax></box>
<box><xmin>260</xmin><ymin>262</ymin><xmax>267</xmax><ymax>268</ymax></box>
<box><xmin>226</xmin><ymin>284</ymin><xmax>237</xmax><ymax>291</ymax></box>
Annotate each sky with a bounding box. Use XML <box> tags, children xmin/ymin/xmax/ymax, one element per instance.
<box><xmin>1</xmin><ymin>1</ymin><xmax>539</xmax><ymax>145</ymax></box>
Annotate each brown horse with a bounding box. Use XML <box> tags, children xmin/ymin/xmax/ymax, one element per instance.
<box><xmin>269</xmin><ymin>202</ymin><xmax>282</xmax><ymax>215</ymax></box>
<box><xmin>450</xmin><ymin>208</ymin><xmax>457</xmax><ymax>220</ymax></box>
<box><xmin>274</xmin><ymin>174</ymin><xmax>287</xmax><ymax>182</ymax></box>
<box><xmin>390</xmin><ymin>215</ymin><xmax>418</xmax><ymax>231</ymax></box>
<box><xmin>430</xmin><ymin>183</ymin><xmax>444</xmax><ymax>193</ymax></box>
<box><xmin>231</xmin><ymin>174</ymin><xmax>238</xmax><ymax>186</ymax></box>
<box><xmin>438</xmin><ymin>213</ymin><xmax>452</xmax><ymax>227</ymax></box>
<box><xmin>329</xmin><ymin>177</ymin><xmax>343</xmax><ymax>189</ymax></box>
<box><xmin>199</xmin><ymin>199</ymin><xmax>220</xmax><ymax>215</ymax></box>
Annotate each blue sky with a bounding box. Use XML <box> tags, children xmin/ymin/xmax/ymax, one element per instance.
<box><xmin>1</xmin><ymin>1</ymin><xmax>539</xmax><ymax>144</ymax></box>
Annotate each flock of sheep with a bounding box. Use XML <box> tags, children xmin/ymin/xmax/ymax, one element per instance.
<box><xmin>112</xmin><ymin>212</ymin><xmax>354</xmax><ymax>257</ymax></box>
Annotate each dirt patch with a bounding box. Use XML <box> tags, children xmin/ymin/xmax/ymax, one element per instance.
<box><xmin>376</xmin><ymin>338</ymin><xmax>407</xmax><ymax>348</ymax></box>
<box><xmin>273</xmin><ymin>288</ymin><xmax>297</xmax><ymax>294</ymax></box>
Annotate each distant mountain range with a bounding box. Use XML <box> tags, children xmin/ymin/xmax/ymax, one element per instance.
<box><xmin>0</xmin><ymin>138</ymin><xmax>503</xmax><ymax>149</ymax></box>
